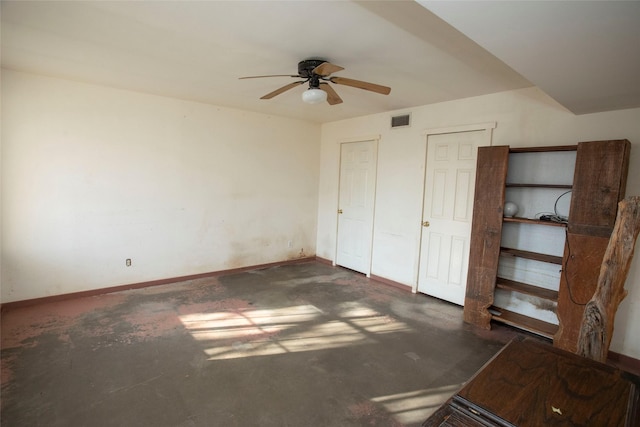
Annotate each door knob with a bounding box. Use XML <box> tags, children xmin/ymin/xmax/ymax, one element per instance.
<box><xmin>338</xmin><ymin>209</ymin><xmax>343</xmax><ymax>214</ymax></box>
<box><xmin>422</xmin><ymin>221</ymin><xmax>430</xmax><ymax>227</ymax></box>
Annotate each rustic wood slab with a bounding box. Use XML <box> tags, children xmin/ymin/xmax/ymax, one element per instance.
<box><xmin>463</xmin><ymin>146</ymin><xmax>509</xmax><ymax>328</ymax></box>
<box><xmin>578</xmin><ymin>196</ymin><xmax>640</xmax><ymax>362</ymax></box>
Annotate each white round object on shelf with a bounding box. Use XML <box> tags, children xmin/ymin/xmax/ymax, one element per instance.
<box><xmin>504</xmin><ymin>201</ymin><xmax>519</xmax><ymax>218</ymax></box>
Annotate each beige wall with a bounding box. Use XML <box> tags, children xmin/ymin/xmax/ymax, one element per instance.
<box><xmin>1</xmin><ymin>70</ymin><xmax>320</xmax><ymax>303</ymax></box>
<box><xmin>3</xmin><ymin>69</ymin><xmax>640</xmax><ymax>360</ymax></box>
<box><xmin>318</xmin><ymin>87</ymin><xmax>640</xmax><ymax>359</ymax></box>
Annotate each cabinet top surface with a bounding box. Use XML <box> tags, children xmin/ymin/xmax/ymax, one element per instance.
<box><xmin>456</xmin><ymin>339</ymin><xmax>638</xmax><ymax>427</ymax></box>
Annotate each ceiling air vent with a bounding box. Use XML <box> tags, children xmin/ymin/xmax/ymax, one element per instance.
<box><xmin>391</xmin><ymin>113</ymin><xmax>411</xmax><ymax>128</ymax></box>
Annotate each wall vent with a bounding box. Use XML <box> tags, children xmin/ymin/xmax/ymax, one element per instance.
<box><xmin>391</xmin><ymin>113</ymin><xmax>411</xmax><ymax>128</ymax></box>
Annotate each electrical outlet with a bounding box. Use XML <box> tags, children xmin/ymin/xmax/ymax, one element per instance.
<box><xmin>126</xmin><ymin>258</ymin><xmax>131</xmax><ymax>267</ymax></box>
<box><xmin>288</xmin><ymin>240</ymin><xmax>292</xmax><ymax>248</ymax></box>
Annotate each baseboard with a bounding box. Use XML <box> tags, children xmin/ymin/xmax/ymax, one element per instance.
<box><xmin>313</xmin><ymin>258</ymin><xmax>412</xmax><ymax>292</ymax></box>
<box><xmin>0</xmin><ymin>257</ymin><xmax>316</xmax><ymax>312</ymax></box>
<box><xmin>315</xmin><ymin>256</ymin><xmax>333</xmax><ymax>266</ymax></box>
<box><xmin>369</xmin><ymin>274</ymin><xmax>412</xmax><ymax>292</ymax></box>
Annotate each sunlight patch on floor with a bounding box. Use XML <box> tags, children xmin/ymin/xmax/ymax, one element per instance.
<box><xmin>180</xmin><ymin>304</ymin><xmax>320</xmax><ymax>342</ymax></box>
<box><xmin>371</xmin><ymin>384</ymin><xmax>461</xmax><ymax>425</ymax></box>
<box><xmin>179</xmin><ymin>303</ymin><xmax>413</xmax><ymax>360</ymax></box>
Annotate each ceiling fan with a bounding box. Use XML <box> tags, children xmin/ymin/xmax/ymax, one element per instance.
<box><xmin>239</xmin><ymin>59</ymin><xmax>391</xmax><ymax>105</ymax></box>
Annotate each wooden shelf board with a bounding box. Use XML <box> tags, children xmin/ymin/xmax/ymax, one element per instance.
<box><xmin>509</xmin><ymin>145</ymin><xmax>577</xmax><ymax>153</ymax></box>
<box><xmin>489</xmin><ymin>306</ymin><xmax>559</xmax><ymax>339</ymax></box>
<box><xmin>503</xmin><ymin>217</ymin><xmax>567</xmax><ymax>227</ymax></box>
<box><xmin>505</xmin><ymin>183</ymin><xmax>573</xmax><ymax>189</ymax></box>
<box><xmin>496</xmin><ymin>277</ymin><xmax>559</xmax><ymax>301</ymax></box>
<box><xmin>500</xmin><ymin>247</ymin><xmax>563</xmax><ymax>265</ymax></box>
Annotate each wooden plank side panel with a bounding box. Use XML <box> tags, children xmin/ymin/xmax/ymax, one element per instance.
<box><xmin>554</xmin><ymin>233</ymin><xmax>610</xmax><ymax>352</ymax></box>
<box><xmin>556</xmin><ymin>139</ymin><xmax>631</xmax><ymax>352</ymax></box>
<box><xmin>569</xmin><ymin>139</ymin><xmax>630</xmax><ymax>237</ymax></box>
<box><xmin>463</xmin><ymin>146</ymin><xmax>509</xmax><ymax>328</ymax></box>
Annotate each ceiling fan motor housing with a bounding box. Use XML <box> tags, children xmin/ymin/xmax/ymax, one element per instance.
<box><xmin>298</xmin><ymin>59</ymin><xmax>326</xmax><ymax>78</ymax></box>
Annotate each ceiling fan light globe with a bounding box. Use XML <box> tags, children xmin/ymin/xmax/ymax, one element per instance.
<box><xmin>302</xmin><ymin>88</ymin><xmax>327</xmax><ymax>104</ymax></box>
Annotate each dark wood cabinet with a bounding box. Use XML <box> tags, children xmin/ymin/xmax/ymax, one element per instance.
<box><xmin>463</xmin><ymin>140</ymin><xmax>630</xmax><ymax>352</ymax></box>
<box><xmin>423</xmin><ymin>339</ymin><xmax>640</xmax><ymax>427</ymax></box>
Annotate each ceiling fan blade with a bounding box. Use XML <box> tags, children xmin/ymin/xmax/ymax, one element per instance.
<box><xmin>312</xmin><ymin>62</ymin><xmax>344</xmax><ymax>77</ymax></box>
<box><xmin>239</xmin><ymin>74</ymin><xmax>299</xmax><ymax>79</ymax></box>
<box><xmin>260</xmin><ymin>81</ymin><xmax>305</xmax><ymax>99</ymax></box>
<box><xmin>319</xmin><ymin>83</ymin><xmax>343</xmax><ymax>105</ymax></box>
<box><xmin>331</xmin><ymin>77</ymin><xmax>391</xmax><ymax>95</ymax></box>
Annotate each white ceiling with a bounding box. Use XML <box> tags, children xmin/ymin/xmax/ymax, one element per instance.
<box><xmin>421</xmin><ymin>0</ymin><xmax>640</xmax><ymax>115</ymax></box>
<box><xmin>2</xmin><ymin>1</ymin><xmax>638</xmax><ymax>123</ymax></box>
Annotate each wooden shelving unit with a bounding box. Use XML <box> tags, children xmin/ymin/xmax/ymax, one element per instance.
<box><xmin>464</xmin><ymin>140</ymin><xmax>630</xmax><ymax>352</ymax></box>
<box><xmin>472</xmin><ymin>145</ymin><xmax>574</xmax><ymax>331</ymax></box>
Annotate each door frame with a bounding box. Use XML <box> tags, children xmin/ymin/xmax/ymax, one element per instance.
<box><xmin>413</xmin><ymin>122</ymin><xmax>496</xmax><ymax>293</ymax></box>
<box><xmin>333</xmin><ymin>134</ymin><xmax>381</xmax><ymax>277</ymax></box>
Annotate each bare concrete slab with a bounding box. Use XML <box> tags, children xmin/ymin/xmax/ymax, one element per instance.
<box><xmin>1</xmin><ymin>261</ymin><xmax>522</xmax><ymax>426</ymax></box>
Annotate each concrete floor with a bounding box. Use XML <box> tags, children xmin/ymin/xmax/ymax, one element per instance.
<box><xmin>1</xmin><ymin>261</ymin><xmax>523</xmax><ymax>427</ymax></box>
